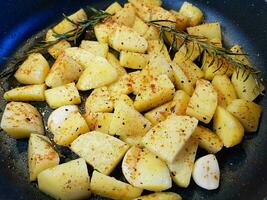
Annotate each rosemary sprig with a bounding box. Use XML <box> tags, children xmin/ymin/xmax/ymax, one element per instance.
<box><xmin>145</xmin><ymin>20</ymin><xmax>263</xmax><ymax>92</ymax></box>
<box><xmin>28</xmin><ymin>7</ymin><xmax>111</xmax><ymax>54</ymax></box>
<box><xmin>0</xmin><ymin>7</ymin><xmax>111</xmax><ymax>81</ymax></box>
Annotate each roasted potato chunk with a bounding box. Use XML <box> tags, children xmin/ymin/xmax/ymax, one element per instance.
<box><xmin>45</xmin><ymin>82</ymin><xmax>81</xmax><ymax>108</ymax></box>
<box><xmin>71</xmin><ymin>131</ymin><xmax>129</xmax><ymax>175</ymax></box>
<box><xmin>4</xmin><ymin>84</ymin><xmax>46</xmax><ymax>102</ymax></box>
<box><xmin>122</xmin><ymin>145</ymin><xmax>172</xmax><ymax>191</ymax></box>
<box><xmin>186</xmin><ymin>79</ymin><xmax>217</xmax><ymax>124</ymax></box>
<box><xmin>15</xmin><ymin>53</ymin><xmax>50</xmax><ymax>85</ymax></box>
<box><xmin>143</xmin><ymin>115</ymin><xmax>198</xmax><ymax>163</ymax></box>
<box><xmin>213</xmin><ymin>106</ymin><xmax>244</xmax><ymax>148</ymax></box>
<box><xmin>28</xmin><ymin>134</ymin><xmax>59</xmax><ymax>181</ymax></box>
<box><xmin>0</xmin><ymin>102</ymin><xmax>44</xmax><ymax>138</ymax></box>
<box><xmin>227</xmin><ymin>99</ymin><xmax>262</xmax><ymax>132</ymax></box>
<box><xmin>37</xmin><ymin>158</ymin><xmax>91</xmax><ymax>200</ymax></box>
<box><xmin>91</xmin><ymin>170</ymin><xmax>143</xmax><ymax>200</ymax></box>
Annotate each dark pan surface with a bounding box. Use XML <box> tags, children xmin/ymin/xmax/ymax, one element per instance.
<box><xmin>0</xmin><ymin>0</ymin><xmax>267</xmax><ymax>200</ymax></box>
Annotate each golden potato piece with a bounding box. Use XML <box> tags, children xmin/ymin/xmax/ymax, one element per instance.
<box><xmin>28</xmin><ymin>134</ymin><xmax>59</xmax><ymax>181</ymax></box>
<box><xmin>227</xmin><ymin>99</ymin><xmax>262</xmax><ymax>132</ymax></box>
<box><xmin>91</xmin><ymin>170</ymin><xmax>143</xmax><ymax>200</ymax></box>
<box><xmin>15</xmin><ymin>53</ymin><xmax>50</xmax><ymax>85</ymax></box>
<box><xmin>213</xmin><ymin>106</ymin><xmax>244</xmax><ymax>148</ymax></box>
<box><xmin>37</xmin><ymin>158</ymin><xmax>91</xmax><ymax>200</ymax></box>
<box><xmin>186</xmin><ymin>79</ymin><xmax>217</xmax><ymax>124</ymax></box>
<box><xmin>4</xmin><ymin>84</ymin><xmax>46</xmax><ymax>102</ymax></box>
<box><xmin>0</xmin><ymin>102</ymin><xmax>44</xmax><ymax>139</ymax></box>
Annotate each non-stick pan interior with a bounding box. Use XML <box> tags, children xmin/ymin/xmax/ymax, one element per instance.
<box><xmin>0</xmin><ymin>0</ymin><xmax>267</xmax><ymax>199</ymax></box>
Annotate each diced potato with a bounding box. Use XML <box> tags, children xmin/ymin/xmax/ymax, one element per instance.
<box><xmin>45</xmin><ymin>29</ymin><xmax>71</xmax><ymax>58</ymax></box>
<box><xmin>231</xmin><ymin>68</ymin><xmax>264</xmax><ymax>102</ymax></box>
<box><xmin>201</xmin><ymin>53</ymin><xmax>233</xmax><ymax>80</ymax></box>
<box><xmin>80</xmin><ymin>40</ymin><xmax>109</xmax><ymax>58</ymax></box>
<box><xmin>53</xmin><ymin>112</ymin><xmax>89</xmax><ymax>146</ymax></box>
<box><xmin>37</xmin><ymin>158</ymin><xmax>91</xmax><ymax>200</ymax></box>
<box><xmin>47</xmin><ymin>105</ymin><xmax>79</xmax><ymax>134</ymax></box>
<box><xmin>187</xmin><ymin>22</ymin><xmax>222</xmax><ymax>44</ymax></box>
<box><xmin>230</xmin><ymin>45</ymin><xmax>264</xmax><ymax>101</ymax></box>
<box><xmin>133</xmin><ymin>17</ymin><xmax>149</xmax><ymax>36</ymax></box>
<box><xmin>120</xmin><ymin>51</ymin><xmax>148</xmax><ymax>69</ymax></box>
<box><xmin>53</xmin><ymin>9</ymin><xmax>87</xmax><ymax>39</ymax></box>
<box><xmin>85</xmin><ymin>87</ymin><xmax>113</xmax><ymax>113</ymax></box>
<box><xmin>134</xmin><ymin>74</ymin><xmax>175</xmax><ymax>112</ymax></box>
<box><xmin>186</xmin><ymin>79</ymin><xmax>217</xmax><ymax>124</ymax></box>
<box><xmin>105</xmin><ymin>2</ymin><xmax>122</xmax><ymax>14</ymax></box>
<box><xmin>145</xmin><ymin>102</ymin><xmax>173</xmax><ymax>125</ymax></box>
<box><xmin>107</xmin><ymin>53</ymin><xmax>127</xmax><ymax>77</ymax></box>
<box><xmin>143</xmin><ymin>26</ymin><xmax>160</xmax><ymax>40</ymax></box>
<box><xmin>174</xmin><ymin>59</ymin><xmax>204</xmax><ymax>85</ymax></box>
<box><xmin>64</xmin><ymin>48</ymin><xmax>118</xmax><ymax>90</ymax></box>
<box><xmin>150</xmin><ymin>6</ymin><xmax>176</xmax><ymax>27</ymax></box>
<box><xmin>143</xmin><ymin>115</ymin><xmax>198</xmax><ymax>163</ymax></box>
<box><xmin>70</xmin><ymin>131</ymin><xmax>129</xmax><ymax>175</ymax></box>
<box><xmin>46</xmin><ymin>9</ymin><xmax>87</xmax><ymax>58</ymax></box>
<box><xmin>227</xmin><ymin>99</ymin><xmax>262</xmax><ymax>132</ymax></box>
<box><xmin>112</xmin><ymin>3</ymin><xmax>136</xmax><ymax>27</ymax></box>
<box><xmin>145</xmin><ymin>90</ymin><xmax>190</xmax><ymax>125</ymax></box>
<box><xmin>94</xmin><ymin>20</ymin><xmax>118</xmax><ymax>44</ymax></box>
<box><xmin>129</xmin><ymin>0</ymin><xmax>162</xmax><ymax>7</ymax></box>
<box><xmin>108</xmin><ymin>73</ymin><xmax>134</xmax><ymax>95</ymax></box>
<box><xmin>84</xmin><ymin>112</ymin><xmax>113</xmax><ymax>134</ymax></box>
<box><xmin>147</xmin><ymin>53</ymin><xmax>175</xmax><ymax>83</ymax></box>
<box><xmin>133</xmin><ymin>192</ymin><xmax>182</xmax><ymax>200</ymax></box>
<box><xmin>28</xmin><ymin>134</ymin><xmax>59</xmax><ymax>181</ymax></box>
<box><xmin>122</xmin><ymin>145</ymin><xmax>172</xmax><ymax>191</ymax></box>
<box><xmin>109</xmin><ymin>26</ymin><xmax>148</xmax><ymax>53</ymax></box>
<box><xmin>213</xmin><ymin>106</ymin><xmax>244</xmax><ymax>148</ymax></box>
<box><xmin>45</xmin><ymin>82</ymin><xmax>81</xmax><ymax>108</ymax></box>
<box><xmin>193</xmin><ymin>125</ymin><xmax>223</xmax><ymax>154</ymax></box>
<box><xmin>167</xmin><ymin>138</ymin><xmax>198</xmax><ymax>188</ymax></box>
<box><xmin>14</xmin><ymin>53</ymin><xmax>50</xmax><ymax>85</ymax></box>
<box><xmin>109</xmin><ymin>101</ymin><xmax>151</xmax><ymax>137</ymax></box>
<box><xmin>179</xmin><ymin>2</ymin><xmax>203</xmax><ymax>26</ymax></box>
<box><xmin>4</xmin><ymin>84</ymin><xmax>46</xmax><ymax>102</ymax></box>
<box><xmin>119</xmin><ymin>135</ymin><xmax>144</xmax><ymax>146</ymax></box>
<box><xmin>129</xmin><ymin>0</ymin><xmax>154</xmax><ymax>21</ymax></box>
<box><xmin>132</xmin><ymin>70</ymin><xmax>154</xmax><ymax>95</ymax></box>
<box><xmin>64</xmin><ymin>47</ymin><xmax>95</xmax><ymax>67</ymax></box>
<box><xmin>112</xmin><ymin>94</ymin><xmax>134</xmax><ymax>108</ymax></box>
<box><xmin>76</xmin><ymin>56</ymin><xmax>118</xmax><ymax>91</ymax></box>
<box><xmin>171</xmin><ymin>62</ymin><xmax>194</xmax><ymax>96</ymax></box>
<box><xmin>212</xmin><ymin>75</ymin><xmax>237</xmax><ymax>107</ymax></box>
<box><xmin>45</xmin><ymin>53</ymin><xmax>83</xmax><ymax>88</ymax></box>
<box><xmin>147</xmin><ymin>40</ymin><xmax>171</xmax><ymax>62</ymax></box>
<box><xmin>230</xmin><ymin>45</ymin><xmax>251</xmax><ymax>65</ymax></box>
<box><xmin>0</xmin><ymin>102</ymin><xmax>44</xmax><ymax>138</ymax></box>
<box><xmin>173</xmin><ymin>42</ymin><xmax>202</xmax><ymax>62</ymax></box>
<box><xmin>91</xmin><ymin>170</ymin><xmax>143</xmax><ymax>200</ymax></box>
<box><xmin>172</xmin><ymin>89</ymin><xmax>191</xmax><ymax>113</ymax></box>
<box><xmin>170</xmin><ymin>10</ymin><xmax>189</xmax><ymax>31</ymax></box>
<box><xmin>63</xmin><ymin>47</ymin><xmax>96</xmax><ymax>68</ymax></box>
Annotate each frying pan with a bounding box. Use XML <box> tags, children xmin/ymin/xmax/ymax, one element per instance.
<box><xmin>0</xmin><ymin>0</ymin><xmax>267</xmax><ymax>199</ymax></box>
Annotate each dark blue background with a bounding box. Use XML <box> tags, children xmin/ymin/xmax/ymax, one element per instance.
<box><xmin>0</xmin><ymin>0</ymin><xmax>267</xmax><ymax>200</ymax></box>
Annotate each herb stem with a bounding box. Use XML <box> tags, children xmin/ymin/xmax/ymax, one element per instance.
<box><xmin>145</xmin><ymin>20</ymin><xmax>262</xmax><ymax>91</ymax></box>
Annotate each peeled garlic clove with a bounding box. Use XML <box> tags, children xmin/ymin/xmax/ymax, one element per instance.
<box><xmin>47</xmin><ymin>105</ymin><xmax>79</xmax><ymax>134</ymax></box>
<box><xmin>192</xmin><ymin>154</ymin><xmax>220</xmax><ymax>190</ymax></box>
